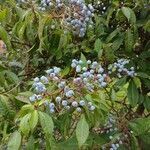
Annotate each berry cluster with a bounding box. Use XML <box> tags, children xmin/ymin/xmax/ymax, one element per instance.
<box><xmin>108</xmin><ymin>59</ymin><xmax>137</xmax><ymax>78</ymax></box>
<box><xmin>29</xmin><ymin>62</ymin><xmax>97</xmax><ymax>113</ymax></box>
<box><xmin>44</xmin><ymin>97</ymin><xmax>96</xmax><ymax>113</ymax></box>
<box><xmin>39</xmin><ymin>0</ymin><xmax>94</xmax><ymax>37</ymax></box>
<box><xmin>29</xmin><ymin>58</ymin><xmax>136</xmax><ymax>114</ymax></box>
<box><xmin>106</xmin><ymin>133</ymin><xmax>130</xmax><ymax>150</ymax></box>
<box><xmin>100</xmin><ymin>115</ymin><xmax>118</xmax><ymax>134</ymax></box>
<box><xmin>18</xmin><ymin>0</ymin><xmax>94</xmax><ymax>37</ymax></box>
<box><xmin>39</xmin><ymin>0</ymin><xmax>63</xmax><ymax>11</ymax></box>
<box><xmin>65</xmin><ymin>0</ymin><xmax>94</xmax><ymax>37</ymax></box>
<box><xmin>29</xmin><ymin>93</ymin><xmax>43</xmax><ymax>102</ymax></box>
<box><xmin>71</xmin><ymin>59</ymin><xmax>108</xmax><ymax>91</ymax></box>
<box><xmin>32</xmin><ymin>77</ymin><xmax>47</xmax><ymax>93</ymax></box>
<box><xmin>93</xmin><ymin>114</ymin><xmax>132</xmax><ymax>150</ymax></box>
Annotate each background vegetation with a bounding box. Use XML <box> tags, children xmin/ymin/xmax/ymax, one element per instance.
<box><xmin>0</xmin><ymin>0</ymin><xmax>150</xmax><ymax>149</ymax></box>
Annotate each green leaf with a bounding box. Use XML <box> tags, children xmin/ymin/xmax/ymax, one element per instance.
<box><xmin>112</xmin><ymin>36</ymin><xmax>123</xmax><ymax>51</ymax></box>
<box><xmin>3</xmin><ymin>70</ymin><xmax>20</xmax><ymax>84</ymax></box>
<box><xmin>130</xmin><ymin>134</ymin><xmax>140</xmax><ymax>150</ymax></box>
<box><xmin>94</xmin><ymin>38</ymin><xmax>103</xmax><ymax>57</ymax></box>
<box><xmin>125</xmin><ymin>28</ymin><xmax>134</xmax><ymax>53</ymax></box>
<box><xmin>0</xmin><ymin>9</ymin><xmax>7</xmax><ymax>22</ymax></box>
<box><xmin>111</xmin><ymin>88</ymin><xmax>116</xmax><ymax>101</ymax></box>
<box><xmin>39</xmin><ymin>111</ymin><xmax>54</xmax><ymax>135</ymax></box>
<box><xmin>133</xmin><ymin>77</ymin><xmax>141</xmax><ymax>88</ymax></box>
<box><xmin>80</xmin><ymin>53</ymin><xmax>87</xmax><ymax>67</ymax></box>
<box><xmin>129</xmin><ymin>117</ymin><xmax>150</xmax><ymax>136</ymax></box>
<box><xmin>0</xmin><ymin>95</ymin><xmax>15</xmax><ymax>118</ymax></box>
<box><xmin>15</xmin><ymin>91</ymin><xmax>33</xmax><ymax>103</ymax></box>
<box><xmin>114</xmin><ymin>76</ymin><xmax>127</xmax><ymax>88</ymax></box>
<box><xmin>0</xmin><ymin>25</ymin><xmax>12</xmax><ymax>50</ymax></box>
<box><xmin>29</xmin><ymin>110</ymin><xmax>38</xmax><ymax>131</ymax></box>
<box><xmin>138</xmin><ymin>94</ymin><xmax>144</xmax><ymax>104</ymax></box>
<box><xmin>18</xmin><ymin>22</ymin><xmax>26</xmax><ymax>40</ymax></box>
<box><xmin>58</xmin><ymin>34</ymin><xmax>68</xmax><ymax>50</ymax></box>
<box><xmin>139</xmin><ymin>133</ymin><xmax>150</xmax><ymax>149</ymax></box>
<box><xmin>76</xmin><ymin>115</ymin><xmax>89</xmax><ymax>148</ymax></box>
<box><xmin>26</xmin><ymin>136</ymin><xmax>35</xmax><ymax>150</ymax></box>
<box><xmin>106</xmin><ymin>7</ymin><xmax>115</xmax><ymax>26</ymax></box>
<box><xmin>137</xmin><ymin>72</ymin><xmax>150</xmax><ymax>80</ymax></box>
<box><xmin>103</xmin><ymin>43</ymin><xmax>115</xmax><ymax>62</ymax></box>
<box><xmin>106</xmin><ymin>29</ymin><xmax>119</xmax><ymax>43</ymax></box>
<box><xmin>144</xmin><ymin>96</ymin><xmax>150</xmax><ymax>111</ymax></box>
<box><xmin>129</xmin><ymin>9</ymin><xmax>136</xmax><ymax>24</ymax></box>
<box><xmin>127</xmin><ymin>80</ymin><xmax>139</xmax><ymax>107</ymax></box>
<box><xmin>20</xmin><ymin>113</ymin><xmax>31</xmax><ymax>135</ymax></box>
<box><xmin>121</xmin><ymin>7</ymin><xmax>131</xmax><ymax>21</ymax></box>
<box><xmin>38</xmin><ymin>14</ymin><xmax>49</xmax><ymax>53</ymax></box>
<box><xmin>7</xmin><ymin>131</ymin><xmax>21</xmax><ymax>150</ymax></box>
<box><xmin>61</xmin><ymin>66</ymin><xmax>70</xmax><ymax>77</ymax></box>
<box><xmin>18</xmin><ymin>104</ymin><xmax>34</xmax><ymax>118</ymax></box>
<box><xmin>56</xmin><ymin>136</ymin><xmax>78</xmax><ymax>150</ymax></box>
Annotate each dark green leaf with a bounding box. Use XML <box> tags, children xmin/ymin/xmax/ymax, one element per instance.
<box><xmin>129</xmin><ymin>117</ymin><xmax>150</xmax><ymax>136</ymax></box>
<box><xmin>127</xmin><ymin>80</ymin><xmax>139</xmax><ymax>107</ymax></box>
<box><xmin>121</xmin><ymin>7</ymin><xmax>131</xmax><ymax>21</ymax></box>
<box><xmin>125</xmin><ymin>29</ymin><xmax>134</xmax><ymax>53</ymax></box>
<box><xmin>144</xmin><ymin>96</ymin><xmax>150</xmax><ymax>111</ymax></box>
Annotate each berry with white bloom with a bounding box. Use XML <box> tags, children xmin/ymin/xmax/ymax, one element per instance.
<box><xmin>50</xmin><ymin>108</ymin><xmax>55</xmax><ymax>113</ymax></box>
<box><xmin>55</xmin><ymin>96</ymin><xmax>61</xmax><ymax>103</ymax></box>
<box><xmin>65</xmin><ymin>90</ymin><xmax>74</xmax><ymax>98</ymax></box>
<box><xmin>79</xmin><ymin>100</ymin><xmax>85</xmax><ymax>106</ymax></box>
<box><xmin>89</xmin><ymin>105</ymin><xmax>95</xmax><ymax>111</ymax></box>
<box><xmin>101</xmin><ymin>82</ymin><xmax>107</xmax><ymax>87</ymax></box>
<box><xmin>65</xmin><ymin>105</ymin><xmax>70</xmax><ymax>110</ymax></box>
<box><xmin>49</xmin><ymin>102</ymin><xmax>55</xmax><ymax>109</ymax></box>
<box><xmin>36</xmin><ymin>95</ymin><xmax>42</xmax><ymax>100</ymax></box>
<box><xmin>40</xmin><ymin>76</ymin><xmax>49</xmax><ymax>84</ymax></box>
<box><xmin>76</xmin><ymin>107</ymin><xmax>82</xmax><ymax>112</ymax></box>
<box><xmin>76</xmin><ymin>65</ymin><xmax>81</xmax><ymax>72</ymax></box>
<box><xmin>62</xmin><ymin>100</ymin><xmax>68</xmax><ymax>106</ymax></box>
<box><xmin>53</xmin><ymin>67</ymin><xmax>61</xmax><ymax>74</ymax></box>
<box><xmin>58</xmin><ymin>81</ymin><xmax>66</xmax><ymax>89</ymax></box>
<box><xmin>34</xmin><ymin>82</ymin><xmax>46</xmax><ymax>93</ymax></box>
<box><xmin>46</xmin><ymin>69</ymin><xmax>53</xmax><ymax>75</ymax></box>
<box><xmin>71</xmin><ymin>63</ymin><xmax>76</xmax><ymax>68</ymax></box>
<box><xmin>87</xmin><ymin>60</ymin><xmax>91</xmax><ymax>64</ymax></box>
<box><xmin>34</xmin><ymin>77</ymin><xmax>39</xmax><ymax>82</ymax></box>
<box><xmin>82</xmin><ymin>67</ymin><xmax>87</xmax><ymax>71</ymax></box>
<box><xmin>29</xmin><ymin>94</ymin><xmax>36</xmax><ymax>102</ymax></box>
<box><xmin>98</xmin><ymin>67</ymin><xmax>104</xmax><ymax>73</ymax></box>
<box><xmin>88</xmin><ymin>102</ymin><xmax>92</xmax><ymax>106</ymax></box>
<box><xmin>72</xmin><ymin>101</ymin><xmax>78</xmax><ymax>107</ymax></box>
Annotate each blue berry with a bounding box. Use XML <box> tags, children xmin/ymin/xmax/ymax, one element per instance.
<box><xmin>62</xmin><ymin>100</ymin><xmax>68</xmax><ymax>106</ymax></box>
<box><xmin>55</xmin><ymin>96</ymin><xmax>61</xmax><ymax>103</ymax></box>
<box><xmin>89</xmin><ymin>105</ymin><xmax>95</xmax><ymax>111</ymax></box>
<box><xmin>76</xmin><ymin>107</ymin><xmax>82</xmax><ymax>112</ymax></box>
<box><xmin>34</xmin><ymin>77</ymin><xmax>40</xmax><ymax>82</ymax></box>
<box><xmin>76</xmin><ymin>65</ymin><xmax>81</xmax><ymax>73</ymax></box>
<box><xmin>72</xmin><ymin>101</ymin><xmax>78</xmax><ymax>107</ymax></box>
<box><xmin>29</xmin><ymin>94</ymin><xmax>36</xmax><ymax>102</ymax></box>
<box><xmin>79</xmin><ymin>100</ymin><xmax>85</xmax><ymax>106</ymax></box>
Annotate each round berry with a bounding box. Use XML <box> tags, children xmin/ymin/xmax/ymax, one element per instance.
<box><xmin>72</xmin><ymin>101</ymin><xmax>78</xmax><ymax>107</ymax></box>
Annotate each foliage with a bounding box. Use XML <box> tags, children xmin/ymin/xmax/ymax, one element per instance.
<box><xmin>0</xmin><ymin>0</ymin><xmax>149</xmax><ymax>149</ymax></box>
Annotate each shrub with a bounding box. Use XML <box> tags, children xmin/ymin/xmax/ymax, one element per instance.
<box><xmin>0</xmin><ymin>0</ymin><xmax>149</xmax><ymax>149</ymax></box>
